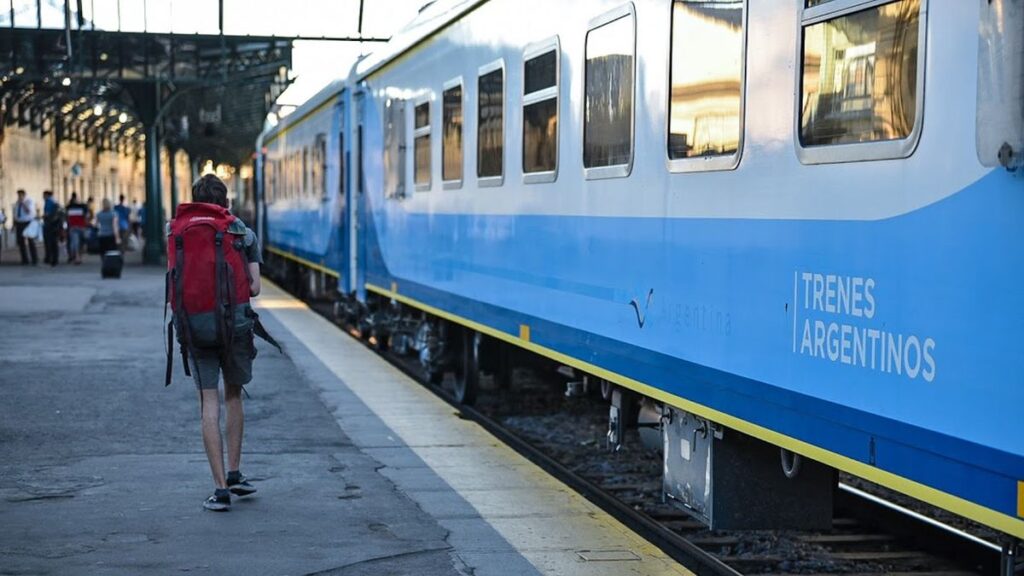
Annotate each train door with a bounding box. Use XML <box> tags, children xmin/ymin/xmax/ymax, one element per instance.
<box><xmin>334</xmin><ymin>99</ymin><xmax>348</xmax><ymax>292</ymax></box>
<box><xmin>350</xmin><ymin>91</ymin><xmax>366</xmax><ymax>300</ymax></box>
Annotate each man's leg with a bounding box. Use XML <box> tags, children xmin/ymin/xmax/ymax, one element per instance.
<box><xmin>14</xmin><ymin>222</ymin><xmax>28</xmax><ymax>264</ymax></box>
<box><xmin>70</xmin><ymin>229</ymin><xmax>82</xmax><ymax>263</ymax></box>
<box><xmin>224</xmin><ymin>383</ymin><xmax>244</xmax><ymax>473</ymax></box>
<box><xmin>224</xmin><ymin>382</ymin><xmax>244</xmax><ymax>476</ymax></box>
<box><xmin>199</xmin><ymin>388</ymin><xmax>227</xmax><ymax>489</ymax></box>
<box><xmin>44</xmin><ymin>226</ymin><xmax>56</xmax><ymax>265</ymax></box>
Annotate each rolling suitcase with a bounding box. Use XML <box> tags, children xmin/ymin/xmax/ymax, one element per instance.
<box><xmin>101</xmin><ymin>250</ymin><xmax>123</xmax><ymax>278</ymax></box>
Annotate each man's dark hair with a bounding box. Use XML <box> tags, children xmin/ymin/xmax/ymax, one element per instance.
<box><xmin>70</xmin><ymin>193</ymin><xmax>78</xmax><ymax>202</ymax></box>
<box><xmin>43</xmin><ymin>190</ymin><xmax>52</xmax><ymax>198</ymax></box>
<box><xmin>119</xmin><ymin>194</ymin><xmax>125</xmax><ymax>203</ymax></box>
<box><xmin>16</xmin><ymin>189</ymin><xmax>25</xmax><ymax>196</ymax></box>
<box><xmin>192</xmin><ymin>174</ymin><xmax>229</xmax><ymax>208</ymax></box>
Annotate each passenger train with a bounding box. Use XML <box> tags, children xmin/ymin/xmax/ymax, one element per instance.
<box><xmin>256</xmin><ymin>0</ymin><xmax>1024</xmax><ymax>538</ymax></box>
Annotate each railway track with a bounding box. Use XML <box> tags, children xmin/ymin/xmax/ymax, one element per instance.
<box><xmin>296</xmin><ymin>296</ymin><xmax>1006</xmax><ymax>576</ymax></box>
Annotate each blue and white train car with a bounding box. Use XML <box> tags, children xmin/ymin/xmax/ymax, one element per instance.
<box><xmin>261</xmin><ymin>0</ymin><xmax>1024</xmax><ymax>539</ymax></box>
<box><xmin>258</xmin><ymin>80</ymin><xmax>353</xmax><ymax>295</ymax></box>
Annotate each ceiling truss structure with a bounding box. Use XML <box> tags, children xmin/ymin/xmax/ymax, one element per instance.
<box><xmin>0</xmin><ymin>28</ymin><xmax>294</xmax><ymax>165</ymax></box>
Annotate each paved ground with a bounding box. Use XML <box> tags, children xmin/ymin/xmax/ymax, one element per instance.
<box><xmin>0</xmin><ymin>250</ymin><xmax>466</xmax><ymax>575</ymax></box>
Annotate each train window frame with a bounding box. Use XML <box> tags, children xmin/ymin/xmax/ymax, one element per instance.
<box><xmin>442</xmin><ymin>76</ymin><xmax>465</xmax><ymax>190</ymax></box>
<box><xmin>477</xmin><ymin>58</ymin><xmax>505</xmax><ymax>188</ymax></box>
<box><xmin>665</xmin><ymin>0</ymin><xmax>748</xmax><ymax>174</ymax></box>
<box><xmin>583</xmin><ymin>3</ymin><xmax>637</xmax><ymax>181</ymax></box>
<box><xmin>413</xmin><ymin>95</ymin><xmax>432</xmax><ymax>192</ymax></box>
<box><xmin>522</xmin><ymin>36</ymin><xmax>561</xmax><ymax>185</ymax></box>
<box><xmin>795</xmin><ymin>0</ymin><xmax>928</xmax><ymax>165</ymax></box>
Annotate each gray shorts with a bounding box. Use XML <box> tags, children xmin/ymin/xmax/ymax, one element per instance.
<box><xmin>188</xmin><ymin>333</ymin><xmax>257</xmax><ymax>390</ymax></box>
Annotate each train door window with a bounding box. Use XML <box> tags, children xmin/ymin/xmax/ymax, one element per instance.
<box><xmin>523</xmin><ymin>37</ymin><xmax>560</xmax><ymax>184</ymax></box>
<box><xmin>414</xmin><ymin>98</ymin><xmax>432</xmax><ymax>191</ymax></box>
<box><xmin>384</xmin><ymin>98</ymin><xmax>407</xmax><ymax>199</ymax></box>
<box><xmin>338</xmin><ymin>130</ymin><xmax>346</xmax><ymax>198</ymax></box>
<box><xmin>667</xmin><ymin>0</ymin><xmax>746</xmax><ymax>173</ymax></box>
<box><xmin>302</xmin><ymin>146</ymin><xmax>309</xmax><ymax>197</ymax></box>
<box><xmin>477</xmin><ymin>59</ymin><xmax>505</xmax><ymax>186</ymax></box>
<box><xmin>977</xmin><ymin>0</ymin><xmax>1023</xmax><ymax>170</ymax></box>
<box><xmin>797</xmin><ymin>0</ymin><xmax>925</xmax><ymax>164</ymax></box>
<box><xmin>442</xmin><ymin>78</ymin><xmax>464</xmax><ymax>188</ymax></box>
<box><xmin>584</xmin><ymin>4</ymin><xmax>636</xmax><ymax>179</ymax></box>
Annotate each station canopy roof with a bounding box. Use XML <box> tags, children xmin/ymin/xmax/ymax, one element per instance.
<box><xmin>0</xmin><ymin>0</ymin><xmax>387</xmax><ymax>166</ymax></box>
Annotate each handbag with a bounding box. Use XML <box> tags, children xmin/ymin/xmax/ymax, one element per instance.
<box><xmin>24</xmin><ymin>219</ymin><xmax>42</xmax><ymax>241</ymax></box>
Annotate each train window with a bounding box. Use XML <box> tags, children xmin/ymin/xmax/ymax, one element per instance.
<box><xmin>977</xmin><ymin>0</ymin><xmax>1023</xmax><ymax>170</ymax></box>
<box><xmin>302</xmin><ymin>147</ymin><xmax>309</xmax><ymax>197</ymax></box>
<box><xmin>315</xmin><ymin>133</ymin><xmax>327</xmax><ymax>200</ymax></box>
<box><xmin>477</xmin><ymin>59</ymin><xmax>504</xmax><ymax>185</ymax></box>
<box><xmin>414</xmin><ymin>99</ymin><xmax>431</xmax><ymax>191</ymax></box>
<box><xmin>797</xmin><ymin>0</ymin><xmax>925</xmax><ymax>164</ymax></box>
<box><xmin>384</xmin><ymin>98</ymin><xmax>407</xmax><ymax>199</ymax></box>
<box><xmin>523</xmin><ymin>37</ymin><xmax>560</xmax><ymax>184</ymax></box>
<box><xmin>667</xmin><ymin>0</ymin><xmax>745</xmax><ymax>173</ymax></box>
<box><xmin>584</xmin><ymin>5</ymin><xmax>635</xmax><ymax>179</ymax></box>
<box><xmin>442</xmin><ymin>79</ymin><xmax>464</xmax><ymax>188</ymax></box>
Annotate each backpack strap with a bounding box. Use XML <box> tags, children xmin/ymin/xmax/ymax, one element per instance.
<box><xmin>172</xmin><ymin>235</ymin><xmax>195</xmax><ymax>386</ymax></box>
<box><xmin>164</xmin><ymin>271</ymin><xmax>173</xmax><ymax>386</ymax></box>
<box><xmin>253</xmin><ymin>316</ymin><xmax>283</xmax><ymax>354</ymax></box>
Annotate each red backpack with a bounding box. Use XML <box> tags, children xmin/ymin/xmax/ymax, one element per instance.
<box><xmin>165</xmin><ymin>203</ymin><xmax>277</xmax><ymax>386</ymax></box>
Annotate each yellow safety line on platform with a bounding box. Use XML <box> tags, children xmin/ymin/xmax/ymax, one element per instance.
<box><xmin>257</xmin><ymin>279</ymin><xmax>694</xmax><ymax>576</ymax></box>
<box><xmin>365</xmin><ymin>281</ymin><xmax>1024</xmax><ymax>540</ymax></box>
<box><xmin>266</xmin><ymin>246</ymin><xmax>340</xmax><ymax>278</ymax></box>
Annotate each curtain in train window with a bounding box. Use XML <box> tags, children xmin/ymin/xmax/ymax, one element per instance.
<box><xmin>800</xmin><ymin>0</ymin><xmax>921</xmax><ymax>146</ymax></box>
<box><xmin>443</xmin><ymin>84</ymin><xmax>463</xmax><ymax>182</ymax></box>
<box><xmin>384</xmin><ymin>99</ymin><xmax>406</xmax><ymax>198</ymax></box>
<box><xmin>523</xmin><ymin>49</ymin><xmax>558</xmax><ymax>174</ymax></box>
<box><xmin>477</xmin><ymin>68</ymin><xmax>504</xmax><ymax>179</ymax></box>
<box><xmin>584</xmin><ymin>13</ymin><xmax>635</xmax><ymax>169</ymax></box>
<box><xmin>414</xmin><ymin>101</ymin><xmax>431</xmax><ymax>188</ymax></box>
<box><xmin>668</xmin><ymin>0</ymin><xmax>743</xmax><ymax>160</ymax></box>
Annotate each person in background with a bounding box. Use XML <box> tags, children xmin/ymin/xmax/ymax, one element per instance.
<box><xmin>0</xmin><ymin>208</ymin><xmax>6</xmax><ymax>258</ymax></box>
<box><xmin>114</xmin><ymin>194</ymin><xmax>132</xmax><ymax>250</ymax></box>
<box><xmin>12</xmin><ymin>189</ymin><xmax>38</xmax><ymax>266</ymax></box>
<box><xmin>136</xmin><ymin>200</ymin><xmax>146</xmax><ymax>240</ymax></box>
<box><xmin>95</xmin><ymin>198</ymin><xmax>120</xmax><ymax>254</ymax></box>
<box><xmin>42</xmin><ymin>190</ymin><xmax>62</xmax><ymax>267</ymax></box>
<box><xmin>85</xmin><ymin>196</ymin><xmax>96</xmax><ymax>225</ymax></box>
<box><xmin>130</xmin><ymin>197</ymin><xmax>142</xmax><ymax>238</ymax></box>
<box><xmin>65</xmin><ymin>193</ymin><xmax>89</xmax><ymax>264</ymax></box>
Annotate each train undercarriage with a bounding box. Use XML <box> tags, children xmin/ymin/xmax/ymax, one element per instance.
<box><xmin>266</xmin><ymin>254</ymin><xmax>842</xmax><ymax>532</ymax></box>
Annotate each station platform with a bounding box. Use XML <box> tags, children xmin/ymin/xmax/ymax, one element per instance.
<box><xmin>0</xmin><ymin>252</ymin><xmax>691</xmax><ymax>576</ymax></box>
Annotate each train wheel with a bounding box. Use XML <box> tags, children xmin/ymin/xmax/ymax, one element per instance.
<box><xmin>453</xmin><ymin>330</ymin><xmax>480</xmax><ymax>405</ymax></box>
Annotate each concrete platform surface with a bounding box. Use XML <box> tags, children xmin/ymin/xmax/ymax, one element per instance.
<box><xmin>0</xmin><ymin>255</ymin><xmax>461</xmax><ymax>576</ymax></box>
<box><xmin>0</xmin><ymin>252</ymin><xmax>692</xmax><ymax>576</ymax></box>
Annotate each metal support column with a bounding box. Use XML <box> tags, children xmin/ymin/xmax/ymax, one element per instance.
<box><xmin>142</xmin><ymin>120</ymin><xmax>163</xmax><ymax>264</ymax></box>
<box><xmin>168</xmin><ymin>146</ymin><xmax>178</xmax><ymax>215</ymax></box>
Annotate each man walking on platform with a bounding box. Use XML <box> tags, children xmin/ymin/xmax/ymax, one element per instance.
<box><xmin>65</xmin><ymin>194</ymin><xmax>89</xmax><ymax>264</ymax></box>
<box><xmin>168</xmin><ymin>174</ymin><xmax>271</xmax><ymax>512</ymax></box>
<box><xmin>12</xmin><ymin>189</ymin><xmax>38</xmax><ymax>266</ymax></box>
<box><xmin>114</xmin><ymin>195</ymin><xmax>131</xmax><ymax>250</ymax></box>
<box><xmin>42</xmin><ymin>191</ymin><xmax>62</xmax><ymax>267</ymax></box>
